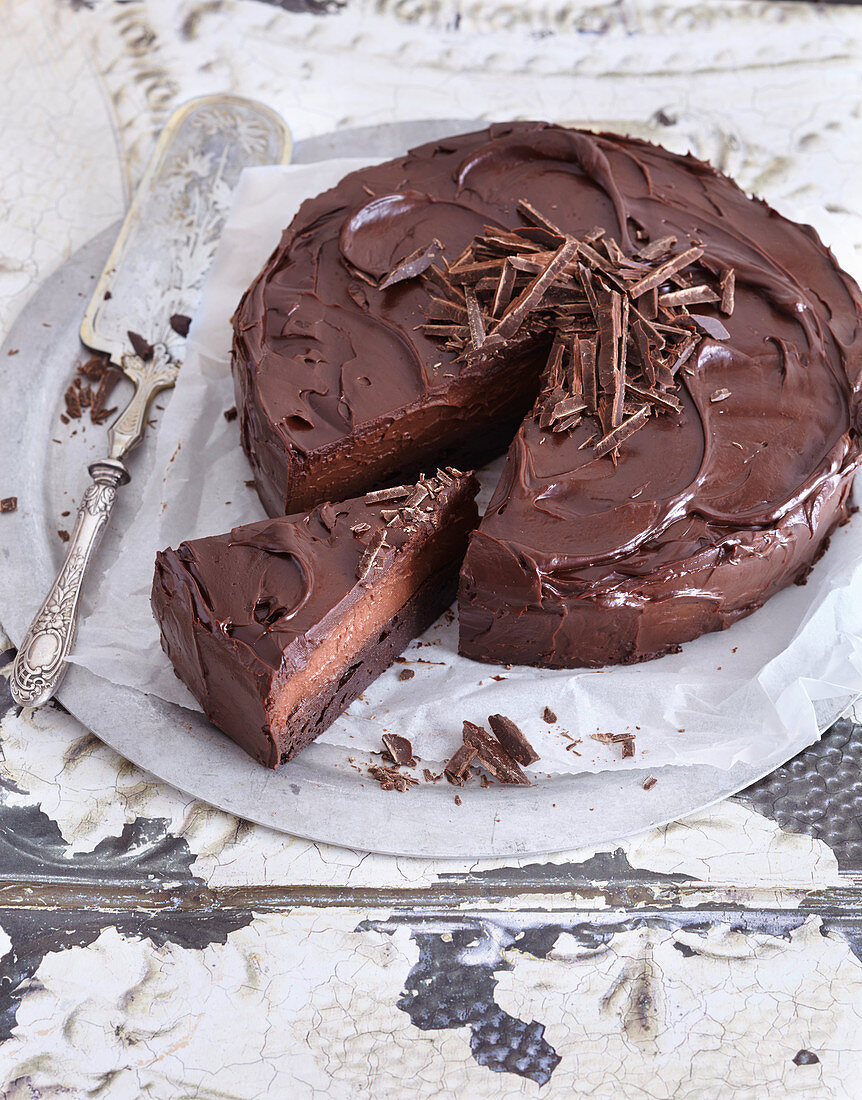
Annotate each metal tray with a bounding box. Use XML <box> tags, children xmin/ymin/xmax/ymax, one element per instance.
<box><xmin>0</xmin><ymin>119</ymin><xmax>852</xmax><ymax>858</ymax></box>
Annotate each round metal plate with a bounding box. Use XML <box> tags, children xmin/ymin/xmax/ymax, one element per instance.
<box><xmin>0</xmin><ymin>119</ymin><xmax>853</xmax><ymax>858</ymax></box>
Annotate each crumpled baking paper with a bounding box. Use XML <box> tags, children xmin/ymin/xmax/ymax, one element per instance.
<box><xmin>72</xmin><ymin>159</ymin><xmax>862</xmax><ymax>775</ymax></box>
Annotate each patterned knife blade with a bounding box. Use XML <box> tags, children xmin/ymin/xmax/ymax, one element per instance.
<box><xmin>11</xmin><ymin>95</ymin><xmax>291</xmax><ymax>708</ymax></box>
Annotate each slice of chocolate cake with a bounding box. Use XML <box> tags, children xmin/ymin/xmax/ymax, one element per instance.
<box><xmin>152</xmin><ymin>469</ymin><xmax>478</xmax><ymax>767</ymax></box>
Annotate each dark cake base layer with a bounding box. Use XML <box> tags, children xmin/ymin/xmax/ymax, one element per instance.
<box><xmin>274</xmin><ymin>562</ymin><xmax>460</xmax><ymax>764</ymax></box>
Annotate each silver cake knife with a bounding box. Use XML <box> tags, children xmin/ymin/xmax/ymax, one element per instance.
<box><xmin>11</xmin><ymin>95</ymin><xmax>291</xmax><ymax>708</ymax></box>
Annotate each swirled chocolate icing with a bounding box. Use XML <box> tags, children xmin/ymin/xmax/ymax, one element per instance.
<box><xmin>152</xmin><ymin>470</ymin><xmax>478</xmax><ymax>766</ymax></box>
<box><xmin>232</xmin><ymin>122</ymin><xmax>862</xmax><ymax>667</ymax></box>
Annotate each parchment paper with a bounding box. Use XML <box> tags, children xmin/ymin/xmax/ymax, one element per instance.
<box><xmin>72</xmin><ymin>160</ymin><xmax>862</xmax><ymax>775</ymax></box>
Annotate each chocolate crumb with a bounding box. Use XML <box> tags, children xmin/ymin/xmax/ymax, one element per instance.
<box><xmin>57</xmin><ymin>529</ymin><xmax>70</xmax><ymax>542</ymax></box>
<box><xmin>381</xmin><ymin>732</ymin><xmax>416</xmax><ymax>767</ymax></box>
<box><xmin>398</xmin><ymin>668</ymin><xmax>415</xmax><ymax>681</ymax></box>
<box><xmin>479</xmin><ymin>773</ymin><xmax>491</xmax><ymax>788</ymax></box>
<box><xmin>611</xmin><ymin>732</ymin><xmax>636</xmax><ymax>758</ymax></box>
<box><xmin>169</xmin><ymin>313</ymin><xmax>192</xmax><ymax>337</ymax></box>
<box><xmin>7</xmin><ymin>348</ymin><xmax>18</xmax><ymax>356</ymax></box>
<box><xmin>543</xmin><ymin>706</ymin><xmax>557</xmax><ymax>723</ymax></box>
<box><xmin>643</xmin><ymin>775</ymin><xmax>657</xmax><ymax>790</ymax></box>
<box><xmin>454</xmin><ymin>795</ymin><xmax>462</xmax><ymax>806</ymax></box>
<box><xmin>423</xmin><ymin>768</ymin><xmax>441</xmax><ymax>783</ymax></box>
<box><xmin>224</xmin><ymin>406</ymin><xmax>238</xmax><ymax>422</ymax></box>
<box><xmin>488</xmin><ymin>713</ymin><xmax>540</xmax><ymax>765</ymax></box>
<box><xmin>245</xmin><ymin>480</ymin><xmax>256</xmax><ymax>489</ymax></box>
<box><xmin>367</xmin><ymin>763</ymin><xmax>418</xmax><ymax>792</ymax></box>
<box><xmin>0</xmin><ymin>497</ymin><xmax>17</xmax><ymax>513</ymax></box>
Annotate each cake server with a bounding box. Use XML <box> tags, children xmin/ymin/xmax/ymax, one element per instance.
<box><xmin>10</xmin><ymin>95</ymin><xmax>291</xmax><ymax>708</ymax></box>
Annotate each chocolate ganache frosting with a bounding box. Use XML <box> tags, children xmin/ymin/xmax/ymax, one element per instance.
<box><xmin>232</xmin><ymin>122</ymin><xmax>862</xmax><ymax>668</ymax></box>
<box><xmin>152</xmin><ymin>470</ymin><xmax>478</xmax><ymax>766</ymax></box>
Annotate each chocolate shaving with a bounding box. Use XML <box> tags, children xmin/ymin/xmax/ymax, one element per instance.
<box><xmin>0</xmin><ymin>497</ymin><xmax>17</xmax><ymax>513</ymax></box>
<box><xmin>169</xmin><ymin>313</ymin><xmax>191</xmax><ymax>337</ymax></box>
<box><xmin>420</xmin><ymin>211</ymin><xmax>730</xmax><ymax>457</ymax></box>
<box><xmin>691</xmin><ymin>313</ymin><xmax>731</xmax><ymax>340</ymax></box>
<box><xmin>594</xmin><ymin>405</ymin><xmax>650</xmax><ymax>457</ymax></box>
<box><xmin>658</xmin><ymin>285</ymin><xmax>720</xmax><ymax>307</ymax></box>
<box><xmin>493</xmin><ymin>237</ymin><xmax>579</xmax><ymax>340</ymax></box>
<box><xmin>611</xmin><ymin>732</ymin><xmax>636</xmax><ymax>758</ymax></box>
<box><xmin>462</xmin><ymin>720</ymin><xmax>531</xmax><ymax>785</ymax></box>
<box><xmin>356</xmin><ymin>529</ymin><xmax>387</xmax><ymax>583</ymax></box>
<box><xmin>127</xmin><ymin>331</ymin><xmax>154</xmax><ymax>361</ymax></box>
<box><xmin>719</xmin><ymin>268</ymin><xmax>735</xmax><ymax>315</ymax></box>
<box><xmin>643</xmin><ymin>775</ymin><xmax>657</xmax><ymax>790</ymax></box>
<box><xmin>516</xmin><ymin>198</ymin><xmax>566</xmax><ymax>238</ymax></box>
<box><xmin>318</xmin><ymin>502</ymin><xmax>337</xmax><ymax>530</ymax></box>
<box><xmin>444</xmin><ymin>742</ymin><xmax>478</xmax><ymax>786</ymax></box>
<box><xmin>365</xmin><ymin>485</ymin><xmax>412</xmax><ymax>503</ymax></box>
<box><xmin>710</xmin><ymin>388</ymin><xmax>732</xmax><ymax>403</ymax></box>
<box><xmin>637</xmin><ymin>235</ymin><xmax>677</xmax><ymax>261</ymax></box>
<box><xmin>381</xmin><ymin>732</ymin><xmax>416</xmax><ymax>767</ymax></box>
<box><xmin>543</xmin><ymin>706</ymin><xmax>557</xmax><ymax>724</ymax></box>
<box><xmin>380</xmin><ymin>238</ymin><xmax>444</xmax><ymax>289</ymax></box>
<box><xmin>491</xmin><ymin>261</ymin><xmax>517</xmax><ymax>317</ymax></box>
<box><xmin>89</xmin><ymin>366</ymin><xmax>122</xmax><ymax>424</ymax></box>
<box><xmin>487</xmin><ymin>713</ymin><xmax>540</xmax><ymax>765</ymax></box>
<box><xmin>626</xmin><ymin>246</ymin><xmax>704</xmax><ymax>298</ymax></box>
<box><xmin>464</xmin><ymin>285</ymin><xmax>486</xmax><ymax>347</ymax></box>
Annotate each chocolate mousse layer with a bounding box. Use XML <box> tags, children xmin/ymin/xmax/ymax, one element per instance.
<box><xmin>152</xmin><ymin>469</ymin><xmax>478</xmax><ymax>767</ymax></box>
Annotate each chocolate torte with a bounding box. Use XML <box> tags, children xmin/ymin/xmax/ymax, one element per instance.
<box><xmin>231</xmin><ymin>122</ymin><xmax>862</xmax><ymax>668</ymax></box>
<box><xmin>152</xmin><ymin>469</ymin><xmax>478</xmax><ymax>766</ymax></box>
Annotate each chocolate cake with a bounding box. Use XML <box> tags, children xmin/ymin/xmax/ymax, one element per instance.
<box><xmin>152</xmin><ymin>469</ymin><xmax>477</xmax><ymax>766</ymax></box>
<box><xmin>232</xmin><ymin>122</ymin><xmax>862</xmax><ymax>668</ymax></box>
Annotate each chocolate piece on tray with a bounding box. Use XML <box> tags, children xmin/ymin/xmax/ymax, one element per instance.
<box><xmin>462</xmin><ymin>720</ymin><xmax>531</xmax><ymax>786</ymax></box>
<box><xmin>487</xmin><ymin>713</ymin><xmax>540</xmax><ymax>766</ymax></box>
<box><xmin>443</xmin><ymin>742</ymin><xmax>478</xmax><ymax>786</ymax></box>
<box><xmin>382</xmin><ymin>732</ymin><xmax>416</xmax><ymax>768</ymax></box>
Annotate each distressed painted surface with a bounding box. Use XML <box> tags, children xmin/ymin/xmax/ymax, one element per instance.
<box><xmin>2</xmin><ymin>913</ymin><xmax>862</xmax><ymax>1096</ymax></box>
<box><xmin>2</xmin><ymin>0</ymin><xmax>862</xmax><ymax>1095</ymax></box>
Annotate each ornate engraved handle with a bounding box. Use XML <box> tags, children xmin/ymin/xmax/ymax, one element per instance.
<box><xmin>10</xmin><ymin>459</ymin><xmax>130</xmax><ymax>708</ymax></box>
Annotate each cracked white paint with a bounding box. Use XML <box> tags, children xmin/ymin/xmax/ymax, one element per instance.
<box><xmin>495</xmin><ymin>917</ymin><xmax>862</xmax><ymax>1098</ymax></box>
<box><xmin>1</xmin><ymin>914</ymin><xmax>860</xmax><ymax>1098</ymax></box>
